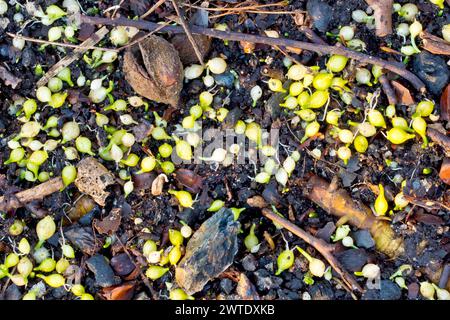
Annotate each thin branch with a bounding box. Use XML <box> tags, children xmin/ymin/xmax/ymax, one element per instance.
<box><xmin>77</xmin><ymin>14</ymin><xmax>426</xmax><ymax>92</ymax></box>
<box><xmin>379</xmin><ymin>74</ymin><xmax>398</xmax><ymax>105</ymax></box>
<box><xmin>182</xmin><ymin>1</ymin><xmax>289</xmax><ymax>12</ymax></box>
<box><xmin>6</xmin><ymin>32</ymin><xmax>116</xmax><ymax>53</ymax></box>
<box><xmin>261</xmin><ymin>208</ymin><xmax>363</xmax><ymax>293</ymax></box>
<box><xmin>140</xmin><ymin>0</ymin><xmax>167</xmax><ymax>19</ymax></box>
<box><xmin>171</xmin><ymin>0</ymin><xmax>204</xmax><ymax>65</ymax></box>
<box><xmin>0</xmin><ymin>177</ymin><xmax>64</xmax><ymax>212</ymax></box>
<box><xmin>32</xmin><ymin>26</ymin><xmax>110</xmax><ymax>87</ymax></box>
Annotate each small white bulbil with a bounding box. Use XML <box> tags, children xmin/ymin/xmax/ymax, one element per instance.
<box><xmin>282</xmin><ymin>156</ymin><xmax>296</xmax><ymax>175</ymax></box>
<box><xmin>48</xmin><ymin>26</ymin><xmax>63</xmax><ymax>42</ymax></box>
<box><xmin>206</xmin><ymin>57</ymin><xmax>227</xmax><ymax>74</ymax></box>
<box><xmin>355</xmin><ymin>68</ymin><xmax>372</xmax><ymax>85</ymax></box>
<box><xmin>120</xmin><ymin>114</ymin><xmax>138</xmax><ymax>125</ymax></box>
<box><xmin>203</xmin><ymin>75</ymin><xmax>215</xmax><ymax>87</ymax></box>
<box><xmin>275</xmin><ymin>167</ymin><xmax>288</xmax><ymax>186</ymax></box>
<box><xmin>0</xmin><ymin>0</ymin><xmax>7</xmax><ymax>15</ymax></box>
<box><xmin>352</xmin><ymin>10</ymin><xmax>369</xmax><ymax>23</ymax></box>
<box><xmin>443</xmin><ymin>24</ymin><xmax>450</xmax><ymax>43</ymax></box>
<box><xmin>63</xmin><ymin>0</ymin><xmax>80</xmax><ymax>13</ymax></box>
<box><xmin>361</xmin><ymin>263</ymin><xmax>380</xmax><ymax>279</ymax></box>
<box><xmin>184</xmin><ymin>64</ymin><xmax>204</xmax><ymax>80</ymax></box>
<box><xmin>250</xmin><ymin>85</ymin><xmax>262</xmax><ymax>104</ymax></box>
<box><xmin>396</xmin><ymin>23</ymin><xmax>410</xmax><ymax>37</ymax></box>
<box><xmin>339</xmin><ymin>26</ymin><xmax>355</xmax><ymax>41</ymax></box>
<box><xmin>64</xmin><ymin>25</ymin><xmax>75</xmax><ymax>38</ymax></box>
<box><xmin>110</xmin><ymin>26</ymin><xmax>129</xmax><ymax>46</ymax></box>
<box><xmin>12</xmin><ymin>37</ymin><xmax>25</xmax><ymax>50</ymax></box>
<box><xmin>181</xmin><ymin>225</ymin><xmax>193</xmax><ymax>238</ymax></box>
<box><xmin>101</xmin><ymin>51</ymin><xmax>118</xmax><ymax>64</ymax></box>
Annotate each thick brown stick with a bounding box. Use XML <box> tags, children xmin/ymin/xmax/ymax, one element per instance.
<box><xmin>0</xmin><ymin>177</ymin><xmax>64</xmax><ymax>212</ymax></box>
<box><xmin>305</xmin><ymin>175</ymin><xmax>405</xmax><ymax>258</ymax></box>
<box><xmin>428</xmin><ymin>127</ymin><xmax>450</xmax><ymax>156</ymax></box>
<box><xmin>365</xmin><ymin>0</ymin><xmax>393</xmax><ymax>37</ymax></box>
<box><xmin>77</xmin><ymin>14</ymin><xmax>426</xmax><ymax>92</ymax></box>
<box><xmin>379</xmin><ymin>74</ymin><xmax>398</xmax><ymax>105</ymax></box>
<box><xmin>261</xmin><ymin>208</ymin><xmax>363</xmax><ymax>293</ymax></box>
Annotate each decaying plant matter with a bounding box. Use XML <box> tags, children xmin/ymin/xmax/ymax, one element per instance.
<box><xmin>123</xmin><ymin>35</ymin><xmax>183</xmax><ymax>108</ymax></box>
<box><xmin>365</xmin><ymin>0</ymin><xmax>393</xmax><ymax>37</ymax></box>
<box><xmin>304</xmin><ymin>175</ymin><xmax>450</xmax><ymax>291</ymax></box>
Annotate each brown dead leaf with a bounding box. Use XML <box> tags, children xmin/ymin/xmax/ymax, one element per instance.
<box><xmin>0</xmin><ymin>66</ymin><xmax>22</xmax><ymax>89</ymax></box>
<box><xmin>75</xmin><ymin>157</ymin><xmax>115</xmax><ymax>206</ymax></box>
<box><xmin>101</xmin><ymin>282</ymin><xmax>135</xmax><ymax>300</ymax></box>
<box><xmin>441</xmin><ymin>84</ymin><xmax>450</xmax><ymax>122</ymax></box>
<box><xmin>151</xmin><ymin>173</ymin><xmax>168</xmax><ymax>196</ymax></box>
<box><xmin>123</xmin><ymin>35</ymin><xmax>183</xmax><ymax>107</ymax></box>
<box><xmin>440</xmin><ymin>158</ymin><xmax>450</xmax><ymax>185</ymax></box>
<box><xmin>420</xmin><ymin>31</ymin><xmax>450</xmax><ymax>56</ymax></box>
<box><xmin>240</xmin><ymin>41</ymin><xmax>255</xmax><ymax>54</ymax></box>
<box><xmin>93</xmin><ymin>207</ymin><xmax>122</xmax><ymax>235</ymax></box>
<box><xmin>247</xmin><ymin>195</ymin><xmax>267</xmax><ymax>209</ymax></box>
<box><xmin>412</xmin><ymin>212</ymin><xmax>444</xmax><ymax>225</ymax></box>
<box><xmin>132</xmin><ymin>172</ymin><xmax>156</xmax><ymax>192</ymax></box>
<box><xmin>171</xmin><ymin>34</ymin><xmax>211</xmax><ymax>65</ymax></box>
<box><xmin>391</xmin><ymin>80</ymin><xmax>415</xmax><ymax>105</ymax></box>
<box><xmin>174</xmin><ymin>169</ymin><xmax>203</xmax><ymax>193</ymax></box>
<box><xmin>236</xmin><ymin>273</ymin><xmax>260</xmax><ymax>300</ymax></box>
<box><xmin>263</xmin><ymin>231</ymin><xmax>276</xmax><ymax>251</ymax></box>
<box><xmin>293</xmin><ymin>10</ymin><xmax>307</xmax><ymax>26</ymax></box>
<box><xmin>428</xmin><ymin>128</ymin><xmax>450</xmax><ymax>157</ymax></box>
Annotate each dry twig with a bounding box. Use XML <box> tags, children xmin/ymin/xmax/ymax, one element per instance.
<box><xmin>77</xmin><ymin>14</ymin><xmax>426</xmax><ymax>92</ymax></box>
<box><xmin>365</xmin><ymin>0</ymin><xmax>393</xmax><ymax>37</ymax></box>
<box><xmin>28</xmin><ymin>26</ymin><xmax>110</xmax><ymax>87</ymax></box>
<box><xmin>0</xmin><ymin>177</ymin><xmax>64</xmax><ymax>212</ymax></box>
<box><xmin>140</xmin><ymin>0</ymin><xmax>167</xmax><ymax>19</ymax></box>
<box><xmin>261</xmin><ymin>208</ymin><xmax>363</xmax><ymax>293</ymax></box>
<box><xmin>171</xmin><ymin>0</ymin><xmax>204</xmax><ymax>65</ymax></box>
<box><xmin>379</xmin><ymin>74</ymin><xmax>398</xmax><ymax>105</ymax></box>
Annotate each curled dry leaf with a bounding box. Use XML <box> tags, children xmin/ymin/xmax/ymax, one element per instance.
<box><xmin>101</xmin><ymin>282</ymin><xmax>136</xmax><ymax>300</ymax></box>
<box><xmin>441</xmin><ymin>84</ymin><xmax>450</xmax><ymax>122</ymax></box>
<box><xmin>75</xmin><ymin>157</ymin><xmax>115</xmax><ymax>206</ymax></box>
<box><xmin>171</xmin><ymin>34</ymin><xmax>211</xmax><ymax>65</ymax></box>
<box><xmin>123</xmin><ymin>35</ymin><xmax>183</xmax><ymax>107</ymax></box>
<box><xmin>132</xmin><ymin>172</ymin><xmax>156</xmax><ymax>191</ymax></box>
<box><xmin>151</xmin><ymin>173</ymin><xmax>168</xmax><ymax>196</ymax></box>
<box><xmin>413</xmin><ymin>212</ymin><xmax>445</xmax><ymax>225</ymax></box>
<box><xmin>0</xmin><ymin>66</ymin><xmax>22</xmax><ymax>89</ymax></box>
<box><xmin>440</xmin><ymin>158</ymin><xmax>450</xmax><ymax>185</ymax></box>
<box><xmin>390</xmin><ymin>80</ymin><xmax>415</xmax><ymax>105</ymax></box>
<box><xmin>174</xmin><ymin>169</ymin><xmax>203</xmax><ymax>193</ymax></box>
<box><xmin>427</xmin><ymin>127</ymin><xmax>450</xmax><ymax>157</ymax></box>
<box><xmin>236</xmin><ymin>273</ymin><xmax>260</xmax><ymax>300</ymax></box>
<box><xmin>93</xmin><ymin>207</ymin><xmax>122</xmax><ymax>235</ymax></box>
<box><xmin>247</xmin><ymin>195</ymin><xmax>268</xmax><ymax>209</ymax></box>
<box><xmin>420</xmin><ymin>32</ymin><xmax>450</xmax><ymax>56</ymax></box>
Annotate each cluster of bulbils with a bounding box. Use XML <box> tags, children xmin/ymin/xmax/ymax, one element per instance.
<box><xmin>348</xmin><ymin>2</ymin><xmax>450</xmax><ymax>57</ymax></box>
<box><xmin>1</xmin><ymin>216</ymin><xmax>94</xmax><ymax>300</ymax></box>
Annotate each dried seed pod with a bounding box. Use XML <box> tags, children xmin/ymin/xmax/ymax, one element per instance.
<box><xmin>123</xmin><ymin>35</ymin><xmax>183</xmax><ymax>107</ymax></box>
